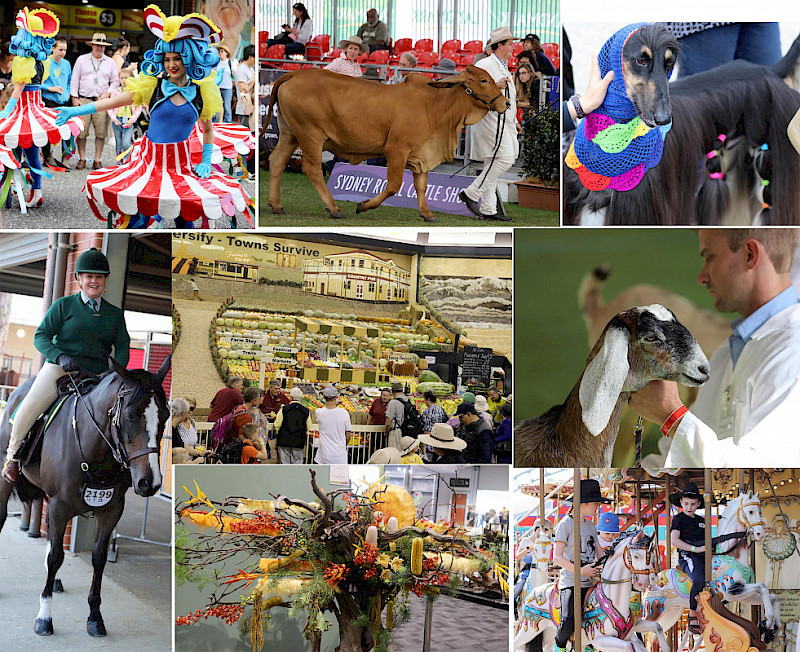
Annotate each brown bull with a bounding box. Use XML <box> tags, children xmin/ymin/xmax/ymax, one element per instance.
<box><xmin>267</xmin><ymin>65</ymin><xmax>509</xmax><ymax>222</ymax></box>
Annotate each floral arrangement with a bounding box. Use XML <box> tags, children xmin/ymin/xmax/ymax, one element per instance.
<box><xmin>176</xmin><ymin>470</ymin><xmax>508</xmax><ymax>652</ymax></box>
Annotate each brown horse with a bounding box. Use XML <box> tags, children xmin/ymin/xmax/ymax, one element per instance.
<box><xmin>0</xmin><ymin>356</ymin><xmax>170</xmax><ymax>637</ymax></box>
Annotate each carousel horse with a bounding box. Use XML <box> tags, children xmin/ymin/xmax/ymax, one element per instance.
<box><xmin>515</xmin><ymin>529</ymin><xmax>666</xmax><ymax>652</ymax></box>
<box><xmin>0</xmin><ymin>357</ymin><xmax>170</xmax><ymax>637</ymax></box>
<box><xmin>516</xmin><ymin>520</ymin><xmax>553</xmax><ymax>614</ymax></box>
<box><xmin>643</xmin><ymin>491</ymin><xmax>781</xmax><ymax>650</ymax></box>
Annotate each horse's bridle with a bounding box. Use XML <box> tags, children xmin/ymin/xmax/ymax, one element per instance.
<box><xmin>598</xmin><ymin>532</ymin><xmax>655</xmax><ymax>585</ymax></box>
<box><xmin>736</xmin><ymin>499</ymin><xmax>764</xmax><ymax>531</ymax></box>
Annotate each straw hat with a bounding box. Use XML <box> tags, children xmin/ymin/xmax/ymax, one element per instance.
<box><xmin>484</xmin><ymin>27</ymin><xmax>519</xmax><ymax>53</ymax></box>
<box><xmin>418</xmin><ymin>423</ymin><xmax>466</xmax><ymax>451</ymax></box>
<box><xmin>338</xmin><ymin>35</ymin><xmax>368</xmax><ymax>54</ymax></box>
<box><xmin>400</xmin><ymin>436</ymin><xmax>420</xmax><ymax>456</ymax></box>
<box><xmin>474</xmin><ymin>395</ymin><xmax>490</xmax><ymax>413</ymax></box>
<box><xmin>369</xmin><ymin>447</ymin><xmax>402</xmax><ymax>464</ymax></box>
<box><xmin>90</xmin><ymin>33</ymin><xmax>113</xmax><ymax>46</ymax></box>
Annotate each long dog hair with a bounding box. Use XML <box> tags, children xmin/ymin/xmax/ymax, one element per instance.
<box><xmin>565</xmin><ymin>25</ymin><xmax>800</xmax><ymax>225</ymax></box>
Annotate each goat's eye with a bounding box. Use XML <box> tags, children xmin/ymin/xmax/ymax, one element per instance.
<box><xmin>643</xmin><ymin>335</ymin><xmax>659</xmax><ymax>342</ymax></box>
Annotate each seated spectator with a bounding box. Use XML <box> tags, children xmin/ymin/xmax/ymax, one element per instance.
<box><xmin>171</xmin><ymin>398</ymin><xmax>211</xmax><ymax>463</ymax></box>
<box><xmin>324</xmin><ymin>36</ymin><xmax>366</xmax><ymax>77</ymax></box>
<box><xmin>267</xmin><ymin>3</ymin><xmax>313</xmax><ymax>56</ymax></box>
<box><xmin>435</xmin><ymin>57</ymin><xmax>456</xmax><ymax>80</ymax></box>
<box><xmin>515</xmin><ymin>61</ymin><xmax>539</xmax><ymax>111</ymax></box>
<box><xmin>518</xmin><ymin>33</ymin><xmax>556</xmax><ymax>76</ymax></box>
<box><xmin>389</xmin><ymin>52</ymin><xmax>417</xmax><ymax>84</ymax></box>
<box><xmin>369</xmin><ymin>447</ymin><xmax>402</xmax><ymax>464</ymax></box>
<box><xmin>207</xmin><ymin>376</ymin><xmax>244</xmax><ymax>423</ymax></box>
<box><xmin>357</xmin><ymin>8</ymin><xmax>389</xmax><ymax>52</ymax></box>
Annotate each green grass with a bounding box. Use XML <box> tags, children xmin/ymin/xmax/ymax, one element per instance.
<box><xmin>260</xmin><ymin>169</ymin><xmax>558</xmax><ymax>226</ymax></box>
<box><xmin>514</xmin><ymin>229</ymin><xmax>733</xmax><ymax>465</ymax></box>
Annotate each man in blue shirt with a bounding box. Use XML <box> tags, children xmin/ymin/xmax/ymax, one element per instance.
<box><xmin>41</xmin><ymin>36</ymin><xmax>72</xmax><ymax>169</ymax></box>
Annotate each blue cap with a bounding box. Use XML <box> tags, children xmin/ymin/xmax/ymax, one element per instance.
<box><xmin>597</xmin><ymin>511</ymin><xmax>620</xmax><ymax>533</ymax></box>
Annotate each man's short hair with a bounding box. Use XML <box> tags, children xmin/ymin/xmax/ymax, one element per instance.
<box><xmin>722</xmin><ymin>229</ymin><xmax>799</xmax><ymax>273</ymax></box>
<box><xmin>227</xmin><ymin>375</ymin><xmax>243</xmax><ymax>387</ymax></box>
<box><xmin>243</xmin><ymin>387</ymin><xmax>262</xmax><ymax>403</ymax></box>
<box><xmin>400</xmin><ymin>52</ymin><xmax>416</xmax><ymax>67</ymax></box>
<box><xmin>243</xmin><ymin>44</ymin><xmax>255</xmax><ymax>61</ymax></box>
<box><xmin>490</xmin><ymin>39</ymin><xmax>510</xmax><ymax>52</ymax></box>
<box><xmin>241</xmin><ymin>422</ymin><xmax>258</xmax><ymax>437</ymax></box>
<box><xmin>53</xmin><ymin>36</ymin><xmax>67</xmax><ymax>46</ymax></box>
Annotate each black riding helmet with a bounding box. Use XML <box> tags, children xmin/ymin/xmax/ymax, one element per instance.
<box><xmin>74</xmin><ymin>247</ymin><xmax>110</xmax><ymax>276</ymax></box>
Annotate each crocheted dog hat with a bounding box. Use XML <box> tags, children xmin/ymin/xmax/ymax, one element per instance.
<box><xmin>566</xmin><ymin>23</ymin><xmax>674</xmax><ymax>192</ymax></box>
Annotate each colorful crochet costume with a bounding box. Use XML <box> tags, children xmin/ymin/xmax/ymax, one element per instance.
<box><xmin>83</xmin><ymin>5</ymin><xmax>251</xmax><ymax>228</ymax></box>
<box><xmin>0</xmin><ymin>8</ymin><xmax>83</xmax><ymax>149</ymax></box>
<box><xmin>566</xmin><ymin>23</ymin><xmax>673</xmax><ymax>191</ymax></box>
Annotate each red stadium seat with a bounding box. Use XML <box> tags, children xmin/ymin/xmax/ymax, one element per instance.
<box><xmin>328</xmin><ymin>47</ymin><xmax>342</xmax><ymax>59</ymax></box>
<box><xmin>267</xmin><ymin>44</ymin><xmax>285</xmax><ymax>60</ymax></box>
<box><xmin>415</xmin><ymin>38</ymin><xmax>433</xmax><ymax>52</ymax></box>
<box><xmin>368</xmin><ymin>49</ymin><xmax>389</xmax><ymax>64</ymax></box>
<box><xmin>459</xmin><ymin>53</ymin><xmax>475</xmax><ymax>66</ymax></box>
<box><xmin>311</xmin><ymin>34</ymin><xmax>330</xmax><ymax>53</ymax></box>
<box><xmin>508</xmin><ymin>56</ymin><xmax>518</xmax><ymax>71</ymax></box>
<box><xmin>441</xmin><ymin>46</ymin><xmax>458</xmax><ymax>61</ymax></box>
<box><xmin>259</xmin><ymin>40</ymin><xmax>268</xmax><ymax>59</ymax></box>
<box><xmin>416</xmin><ymin>51</ymin><xmax>439</xmax><ymax>67</ymax></box>
<box><xmin>302</xmin><ymin>63</ymin><xmax>315</xmax><ymax>69</ymax></box>
<box><xmin>542</xmin><ymin>43</ymin><xmax>559</xmax><ymax>59</ymax></box>
<box><xmin>283</xmin><ymin>62</ymin><xmax>301</xmax><ymax>70</ymax></box>
<box><xmin>512</xmin><ymin>42</ymin><xmax>524</xmax><ymax>57</ymax></box>
<box><xmin>305</xmin><ymin>44</ymin><xmax>323</xmax><ymax>61</ymax></box>
<box><xmin>394</xmin><ymin>38</ymin><xmax>413</xmax><ymax>54</ymax></box>
<box><xmin>461</xmin><ymin>40</ymin><xmax>483</xmax><ymax>54</ymax></box>
<box><xmin>441</xmin><ymin>39</ymin><xmax>461</xmax><ymax>54</ymax></box>
<box><xmin>550</xmin><ymin>56</ymin><xmax>560</xmax><ymax>71</ymax></box>
<box><xmin>357</xmin><ymin>53</ymin><xmax>369</xmax><ymax>63</ymax></box>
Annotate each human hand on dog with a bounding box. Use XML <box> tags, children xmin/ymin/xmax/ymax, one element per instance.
<box><xmin>628</xmin><ymin>380</ymin><xmax>684</xmax><ymax>435</ymax></box>
<box><xmin>582</xmin><ymin>53</ymin><xmax>614</xmax><ymax>114</ymax></box>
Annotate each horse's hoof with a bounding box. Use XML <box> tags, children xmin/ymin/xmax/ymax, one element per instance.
<box><xmin>422</xmin><ymin>215</ymin><xmax>437</xmax><ymax>223</ymax></box>
<box><xmin>329</xmin><ymin>210</ymin><xmax>345</xmax><ymax>219</ymax></box>
<box><xmin>87</xmin><ymin>619</ymin><xmax>107</xmax><ymax>637</ymax></box>
<box><xmin>34</xmin><ymin>618</ymin><xmax>53</xmax><ymax>636</ymax></box>
<box><xmin>53</xmin><ymin>579</ymin><xmax>64</xmax><ymax>593</ymax></box>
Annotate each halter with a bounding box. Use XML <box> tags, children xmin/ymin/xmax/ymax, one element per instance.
<box><xmin>462</xmin><ymin>83</ymin><xmax>504</xmax><ymax>110</ymax></box>
<box><xmin>598</xmin><ymin>531</ymin><xmax>654</xmax><ymax>585</ymax></box>
<box><xmin>736</xmin><ymin>499</ymin><xmax>764</xmax><ymax>531</ymax></box>
<box><xmin>69</xmin><ymin>373</ymin><xmax>160</xmax><ymax>474</ymax></box>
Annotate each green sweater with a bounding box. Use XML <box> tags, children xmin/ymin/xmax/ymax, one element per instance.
<box><xmin>34</xmin><ymin>293</ymin><xmax>130</xmax><ymax>374</ymax></box>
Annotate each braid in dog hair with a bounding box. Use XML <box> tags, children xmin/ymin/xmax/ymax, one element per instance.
<box><xmin>695</xmin><ymin>134</ymin><xmax>730</xmax><ymax>225</ymax></box>
<box><xmin>753</xmin><ymin>143</ymin><xmax>772</xmax><ymax>225</ymax></box>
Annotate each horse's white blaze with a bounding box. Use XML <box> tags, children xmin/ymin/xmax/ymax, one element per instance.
<box><xmin>143</xmin><ymin>398</ymin><xmax>161</xmax><ymax>486</ymax></box>
<box><xmin>37</xmin><ymin>596</ymin><xmax>51</xmax><ymax>621</ymax></box>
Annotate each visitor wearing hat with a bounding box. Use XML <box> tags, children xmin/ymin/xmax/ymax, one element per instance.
<box><xmin>597</xmin><ymin>511</ymin><xmax>621</xmax><ymax>549</ymax></box>
<box><xmin>435</xmin><ymin>57</ymin><xmax>456</xmax><ymax>80</ymax></box>
<box><xmin>552</xmin><ymin>478</ymin><xmax>609</xmax><ymax>652</ymax></box>
<box><xmin>3</xmin><ymin>247</ymin><xmax>130</xmax><ymax>483</ymax></box>
<box><xmin>517</xmin><ymin>33</ymin><xmax>556</xmax><ymax>76</ymax></box>
<box><xmin>399</xmin><ymin>436</ymin><xmax>423</xmax><ymax>464</ymax></box>
<box><xmin>314</xmin><ymin>384</ymin><xmax>352</xmax><ymax>464</ymax></box>
<box><xmin>669</xmin><ymin>482</ymin><xmax>706</xmax><ymax>633</ymax></box>
<box><xmin>419</xmin><ymin>423</ymin><xmax>466</xmax><ymax>464</ymax></box>
<box><xmin>368</xmin><ymin>447</ymin><xmax>402</xmax><ymax>464</ymax></box>
<box><xmin>458</xmin><ymin>26</ymin><xmax>519</xmax><ymax>222</ymax></box>
<box><xmin>324</xmin><ymin>36</ymin><xmax>367</xmax><ymax>78</ymax></box>
<box><xmin>473</xmin><ymin>394</ymin><xmax>493</xmax><ymax>427</ymax></box>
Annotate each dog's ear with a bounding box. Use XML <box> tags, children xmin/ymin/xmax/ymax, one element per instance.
<box><xmin>579</xmin><ymin>325</ymin><xmax>630</xmax><ymax>436</ymax></box>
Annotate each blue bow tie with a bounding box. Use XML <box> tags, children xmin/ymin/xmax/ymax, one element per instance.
<box><xmin>161</xmin><ymin>78</ymin><xmax>197</xmax><ymax>102</ymax></box>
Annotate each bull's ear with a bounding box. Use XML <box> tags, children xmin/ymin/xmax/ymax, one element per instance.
<box><xmin>428</xmin><ymin>78</ymin><xmax>463</xmax><ymax>88</ymax></box>
<box><xmin>154</xmin><ymin>354</ymin><xmax>172</xmax><ymax>385</ymax></box>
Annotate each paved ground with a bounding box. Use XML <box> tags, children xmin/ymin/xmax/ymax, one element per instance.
<box><xmin>1</xmin><ymin>139</ymin><xmax>255</xmax><ymax>230</ymax></box>
<box><xmin>1</xmin><ymin>491</ymin><xmax>171</xmax><ymax>651</ymax></box>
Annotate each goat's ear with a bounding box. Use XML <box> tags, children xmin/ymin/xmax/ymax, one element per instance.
<box><xmin>579</xmin><ymin>326</ymin><xmax>630</xmax><ymax>436</ymax></box>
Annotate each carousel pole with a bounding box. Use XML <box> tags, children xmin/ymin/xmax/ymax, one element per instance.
<box><xmin>748</xmin><ymin>469</ymin><xmax>759</xmax><ymax>625</ymax></box>
<box><xmin>664</xmin><ymin>474</ymin><xmax>676</xmax><ymax>651</ymax></box>
<box><xmin>540</xmin><ymin>467</ymin><xmax>546</xmax><ymax>532</ymax></box>
<box><xmin>636</xmin><ymin>479</ymin><xmax>642</xmax><ymax>525</ymax></box>
<box><xmin>704</xmin><ymin>469</ymin><xmax>713</xmax><ymax>588</ymax></box>
<box><xmin>573</xmin><ymin>468</ymin><xmax>582</xmax><ymax>652</ymax></box>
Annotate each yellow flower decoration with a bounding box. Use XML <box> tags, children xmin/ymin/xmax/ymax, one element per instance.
<box><xmin>380</xmin><ymin>569</ymin><xmax>391</xmax><ymax>581</ymax></box>
<box><xmin>390</xmin><ymin>557</ymin><xmax>405</xmax><ymax>571</ymax></box>
<box><xmin>376</xmin><ymin>553</ymin><xmax>391</xmax><ymax>568</ymax></box>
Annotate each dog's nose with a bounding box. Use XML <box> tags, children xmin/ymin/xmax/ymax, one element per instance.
<box><xmin>654</xmin><ymin>112</ymin><xmax>672</xmax><ymax>125</ymax></box>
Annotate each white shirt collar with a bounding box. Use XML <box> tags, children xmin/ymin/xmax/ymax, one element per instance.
<box><xmin>80</xmin><ymin>291</ymin><xmax>101</xmax><ymax>309</ymax></box>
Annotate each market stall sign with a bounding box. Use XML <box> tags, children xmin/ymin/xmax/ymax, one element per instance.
<box><xmin>268</xmin><ymin>346</ymin><xmax>298</xmax><ymax>354</ymax></box>
<box><xmin>462</xmin><ymin>346</ymin><xmax>493</xmax><ymax>386</ymax></box>
<box><xmin>389</xmin><ymin>353</ymin><xmax>416</xmax><ymax>362</ymax></box>
<box><xmin>69</xmin><ymin>6</ymin><xmax>121</xmax><ymax>30</ymax></box>
<box><xmin>259</xmin><ymin>354</ymin><xmax>296</xmax><ymax>365</ymax></box>
<box><xmin>449</xmin><ymin>478</ymin><xmax>470</xmax><ymax>488</ymax></box>
<box><xmin>328</xmin><ymin>163</ymin><xmax>474</xmax><ymax>216</ymax></box>
<box><xmin>222</xmin><ymin>336</ymin><xmax>262</xmax><ymax>347</ymax></box>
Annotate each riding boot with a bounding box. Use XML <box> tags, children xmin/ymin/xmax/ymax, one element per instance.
<box><xmin>2</xmin><ymin>458</ymin><xmax>19</xmax><ymax>483</ymax></box>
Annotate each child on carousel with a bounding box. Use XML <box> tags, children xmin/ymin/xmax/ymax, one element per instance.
<box><xmin>669</xmin><ymin>482</ymin><xmax>705</xmax><ymax>634</ymax></box>
<box><xmin>55</xmin><ymin>5</ymin><xmax>250</xmax><ymax>229</ymax></box>
<box><xmin>0</xmin><ymin>7</ymin><xmax>84</xmax><ymax>208</ymax></box>
<box><xmin>552</xmin><ymin>478</ymin><xmax>608</xmax><ymax>652</ymax></box>
<box><xmin>597</xmin><ymin>511</ymin><xmax>621</xmax><ymax>549</ymax></box>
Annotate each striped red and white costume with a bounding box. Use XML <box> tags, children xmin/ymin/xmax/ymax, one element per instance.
<box><xmin>188</xmin><ymin>122</ymin><xmax>254</xmax><ymax>164</ymax></box>
<box><xmin>84</xmin><ymin>135</ymin><xmax>249</xmax><ymax>227</ymax></box>
<box><xmin>0</xmin><ymin>89</ymin><xmax>83</xmax><ymax>150</ymax></box>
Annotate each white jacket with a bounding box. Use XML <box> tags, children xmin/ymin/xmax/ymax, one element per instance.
<box><xmin>469</xmin><ymin>54</ymin><xmax>519</xmax><ymax>161</ymax></box>
<box><xmin>664</xmin><ymin>302</ymin><xmax>800</xmax><ymax>467</ymax></box>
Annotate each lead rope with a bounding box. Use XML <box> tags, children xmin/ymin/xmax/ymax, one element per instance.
<box><xmin>634</xmin><ymin>416</ymin><xmax>644</xmax><ymax>467</ymax></box>
<box><xmin>476</xmin><ymin>82</ymin><xmax>509</xmax><ymax>191</ymax></box>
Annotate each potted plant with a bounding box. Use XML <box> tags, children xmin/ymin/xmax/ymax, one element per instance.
<box><xmin>516</xmin><ymin>105</ymin><xmax>559</xmax><ymax>211</ymax></box>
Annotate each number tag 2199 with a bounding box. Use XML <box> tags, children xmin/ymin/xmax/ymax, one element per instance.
<box><xmin>83</xmin><ymin>486</ymin><xmax>115</xmax><ymax>507</ymax></box>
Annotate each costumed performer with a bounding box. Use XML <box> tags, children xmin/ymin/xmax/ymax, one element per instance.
<box><xmin>55</xmin><ymin>5</ymin><xmax>250</xmax><ymax>229</ymax></box>
<box><xmin>0</xmin><ymin>7</ymin><xmax>83</xmax><ymax>208</ymax></box>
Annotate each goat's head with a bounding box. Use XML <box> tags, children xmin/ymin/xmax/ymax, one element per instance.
<box><xmin>578</xmin><ymin>304</ymin><xmax>710</xmax><ymax>436</ymax></box>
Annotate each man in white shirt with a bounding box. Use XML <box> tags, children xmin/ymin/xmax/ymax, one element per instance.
<box><xmin>235</xmin><ymin>45</ymin><xmax>255</xmax><ymax>130</ymax></box>
<box><xmin>314</xmin><ymin>385</ymin><xmax>352</xmax><ymax>465</ymax></box>
<box><xmin>632</xmin><ymin>229</ymin><xmax>800</xmax><ymax>467</ymax></box>
<box><xmin>69</xmin><ymin>33</ymin><xmax>119</xmax><ymax>169</ymax></box>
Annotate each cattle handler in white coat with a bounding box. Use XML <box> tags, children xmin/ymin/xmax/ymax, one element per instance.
<box><xmin>458</xmin><ymin>27</ymin><xmax>520</xmax><ymax>221</ymax></box>
<box><xmin>630</xmin><ymin>229</ymin><xmax>800</xmax><ymax>467</ymax></box>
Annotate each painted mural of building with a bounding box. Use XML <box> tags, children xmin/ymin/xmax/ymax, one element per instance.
<box><xmin>302</xmin><ymin>250</ymin><xmax>411</xmax><ymax>303</ymax></box>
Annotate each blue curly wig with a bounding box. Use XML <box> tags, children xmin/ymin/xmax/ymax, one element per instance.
<box><xmin>141</xmin><ymin>37</ymin><xmax>220</xmax><ymax>81</ymax></box>
<box><xmin>10</xmin><ymin>28</ymin><xmax>53</xmax><ymax>62</ymax></box>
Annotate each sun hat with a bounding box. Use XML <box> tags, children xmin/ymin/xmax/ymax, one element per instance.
<box><xmin>484</xmin><ymin>27</ymin><xmax>519</xmax><ymax>53</ymax></box>
<box><xmin>418</xmin><ymin>423</ymin><xmax>467</xmax><ymax>451</ymax></box>
<box><xmin>474</xmin><ymin>395</ymin><xmax>490</xmax><ymax>413</ymax></box>
<box><xmin>338</xmin><ymin>35</ymin><xmax>368</xmax><ymax>54</ymax></box>
<box><xmin>597</xmin><ymin>511</ymin><xmax>620</xmax><ymax>533</ymax></box>
<box><xmin>669</xmin><ymin>481</ymin><xmax>702</xmax><ymax>507</ymax></box>
<box><xmin>90</xmin><ymin>32</ymin><xmax>113</xmax><ymax>46</ymax></box>
<box><xmin>400</xmin><ymin>436</ymin><xmax>420</xmax><ymax>456</ymax></box>
<box><xmin>369</xmin><ymin>447</ymin><xmax>402</xmax><ymax>464</ymax></box>
<box><xmin>436</xmin><ymin>57</ymin><xmax>456</xmax><ymax>72</ymax></box>
<box><xmin>564</xmin><ymin>479</ymin><xmax>612</xmax><ymax>504</ymax></box>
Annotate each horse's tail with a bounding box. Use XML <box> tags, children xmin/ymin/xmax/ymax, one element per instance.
<box><xmin>12</xmin><ymin>472</ymin><xmax>45</xmax><ymax>503</ymax></box>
